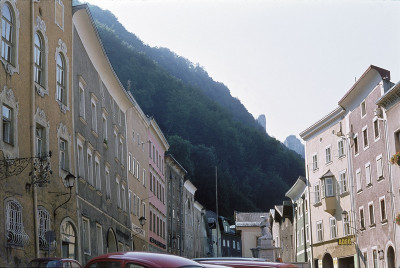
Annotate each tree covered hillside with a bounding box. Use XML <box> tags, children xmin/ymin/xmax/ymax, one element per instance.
<box><xmin>87</xmin><ymin>4</ymin><xmax>305</xmax><ymax>216</ymax></box>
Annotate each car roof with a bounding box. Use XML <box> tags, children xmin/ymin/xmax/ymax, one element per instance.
<box><xmin>86</xmin><ymin>252</ymin><xmax>203</xmax><ymax>267</ymax></box>
<box><xmin>194</xmin><ymin>258</ymin><xmax>266</xmax><ymax>262</ymax></box>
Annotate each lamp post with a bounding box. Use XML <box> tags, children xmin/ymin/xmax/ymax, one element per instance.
<box><xmin>215</xmin><ymin>166</ymin><xmax>219</xmax><ymax>258</ymax></box>
<box><xmin>53</xmin><ymin>172</ymin><xmax>76</xmax><ymax>219</ymax></box>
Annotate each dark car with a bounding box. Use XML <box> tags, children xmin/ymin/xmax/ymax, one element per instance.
<box><xmin>28</xmin><ymin>258</ymin><xmax>83</xmax><ymax>268</ymax></box>
<box><xmin>85</xmin><ymin>251</ymin><xmax>226</xmax><ymax>268</ymax></box>
<box><xmin>194</xmin><ymin>257</ymin><xmax>298</xmax><ymax>268</ymax></box>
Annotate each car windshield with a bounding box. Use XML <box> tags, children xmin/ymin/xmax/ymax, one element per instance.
<box><xmin>28</xmin><ymin>260</ymin><xmax>62</xmax><ymax>268</ymax></box>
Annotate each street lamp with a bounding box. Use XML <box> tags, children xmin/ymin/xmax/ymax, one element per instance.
<box><xmin>53</xmin><ymin>172</ymin><xmax>76</xmax><ymax>218</ymax></box>
<box><xmin>138</xmin><ymin>216</ymin><xmax>146</xmax><ymax>227</ymax></box>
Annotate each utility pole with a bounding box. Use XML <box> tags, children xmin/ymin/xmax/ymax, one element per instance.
<box><xmin>215</xmin><ymin>166</ymin><xmax>219</xmax><ymax>257</ymax></box>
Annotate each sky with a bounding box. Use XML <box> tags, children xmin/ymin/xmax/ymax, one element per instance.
<box><xmin>83</xmin><ymin>0</ymin><xmax>400</xmax><ymax>142</ymax></box>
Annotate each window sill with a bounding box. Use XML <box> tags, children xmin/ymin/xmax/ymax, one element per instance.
<box><xmin>377</xmin><ymin>176</ymin><xmax>384</xmax><ymax>182</ymax></box>
<box><xmin>79</xmin><ymin>116</ymin><xmax>87</xmax><ymax>125</ymax></box>
<box><xmin>88</xmin><ymin>184</ymin><xmax>96</xmax><ymax>191</ymax></box>
<box><xmin>381</xmin><ymin>219</ymin><xmax>388</xmax><ymax>224</ymax></box>
<box><xmin>313</xmin><ymin>201</ymin><xmax>322</xmax><ymax>207</ymax></box>
<box><xmin>96</xmin><ymin>190</ymin><xmax>102</xmax><ymax>196</ymax></box>
<box><xmin>339</xmin><ymin>191</ymin><xmax>350</xmax><ymax>198</ymax></box>
<box><xmin>366</xmin><ymin>183</ymin><xmax>372</xmax><ymax>188</ymax></box>
<box><xmin>78</xmin><ymin>176</ymin><xmax>86</xmax><ymax>184</ymax></box>
<box><xmin>369</xmin><ymin>224</ymin><xmax>376</xmax><ymax>228</ymax></box>
<box><xmin>338</xmin><ymin>154</ymin><xmax>346</xmax><ymax>160</ymax></box>
<box><xmin>360</xmin><ymin>227</ymin><xmax>366</xmax><ymax>231</ymax></box>
<box><xmin>357</xmin><ymin>189</ymin><xmax>363</xmax><ymax>194</ymax></box>
<box><xmin>91</xmin><ymin>130</ymin><xmax>98</xmax><ymax>138</ymax></box>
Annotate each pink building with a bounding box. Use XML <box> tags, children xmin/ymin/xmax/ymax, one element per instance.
<box><xmin>147</xmin><ymin>117</ymin><xmax>169</xmax><ymax>252</ymax></box>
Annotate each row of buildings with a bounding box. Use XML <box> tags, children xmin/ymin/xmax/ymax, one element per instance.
<box><xmin>0</xmin><ymin>1</ymin><xmax>243</xmax><ymax>266</ymax></box>
<box><xmin>270</xmin><ymin>65</ymin><xmax>399</xmax><ymax>268</ymax></box>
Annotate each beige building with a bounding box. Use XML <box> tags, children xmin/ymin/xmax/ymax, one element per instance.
<box><xmin>300</xmin><ymin>107</ymin><xmax>356</xmax><ymax>268</ymax></box>
<box><xmin>234</xmin><ymin>212</ymin><xmax>268</xmax><ymax>257</ymax></box>
<box><xmin>0</xmin><ymin>0</ymin><xmax>76</xmax><ymax>266</ymax></box>
<box><xmin>126</xmin><ymin>94</ymin><xmax>150</xmax><ymax>251</ymax></box>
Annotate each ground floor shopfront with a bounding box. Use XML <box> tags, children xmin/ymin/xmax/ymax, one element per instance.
<box><xmin>312</xmin><ymin>236</ymin><xmax>356</xmax><ymax>268</ymax></box>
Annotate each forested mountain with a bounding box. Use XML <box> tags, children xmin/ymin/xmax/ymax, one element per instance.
<box><xmin>86</xmin><ymin>4</ymin><xmax>305</xmax><ymax>217</ymax></box>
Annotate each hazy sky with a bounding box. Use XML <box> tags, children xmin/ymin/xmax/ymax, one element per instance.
<box><xmin>84</xmin><ymin>0</ymin><xmax>400</xmax><ymax>142</ymax></box>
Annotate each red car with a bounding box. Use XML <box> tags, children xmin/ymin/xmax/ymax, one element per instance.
<box><xmin>85</xmin><ymin>252</ymin><xmax>228</xmax><ymax>268</ymax></box>
<box><xmin>194</xmin><ymin>258</ymin><xmax>299</xmax><ymax>268</ymax></box>
<box><xmin>28</xmin><ymin>257</ymin><xmax>83</xmax><ymax>268</ymax></box>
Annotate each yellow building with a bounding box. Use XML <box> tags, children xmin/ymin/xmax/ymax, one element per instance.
<box><xmin>0</xmin><ymin>0</ymin><xmax>76</xmax><ymax>266</ymax></box>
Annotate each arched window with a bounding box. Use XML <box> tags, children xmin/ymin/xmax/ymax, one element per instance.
<box><xmin>61</xmin><ymin>221</ymin><xmax>77</xmax><ymax>259</ymax></box>
<box><xmin>5</xmin><ymin>199</ymin><xmax>29</xmax><ymax>247</ymax></box>
<box><xmin>38</xmin><ymin>207</ymin><xmax>50</xmax><ymax>250</ymax></box>
<box><xmin>34</xmin><ymin>33</ymin><xmax>43</xmax><ymax>86</ymax></box>
<box><xmin>56</xmin><ymin>53</ymin><xmax>65</xmax><ymax>104</ymax></box>
<box><xmin>1</xmin><ymin>3</ymin><xmax>13</xmax><ymax>64</ymax></box>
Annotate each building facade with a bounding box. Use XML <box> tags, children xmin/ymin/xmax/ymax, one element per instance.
<box><xmin>147</xmin><ymin>117</ymin><xmax>169</xmax><ymax>252</ymax></box>
<box><xmin>0</xmin><ymin>0</ymin><xmax>76</xmax><ymax>266</ymax></box>
<box><xmin>165</xmin><ymin>154</ymin><xmax>186</xmax><ymax>256</ymax></box>
<box><xmin>183</xmin><ymin>179</ymin><xmax>197</xmax><ymax>259</ymax></box>
<box><xmin>72</xmin><ymin>5</ymin><xmax>132</xmax><ymax>264</ymax></box>
<box><xmin>126</xmin><ymin>94</ymin><xmax>150</xmax><ymax>252</ymax></box>
<box><xmin>194</xmin><ymin>201</ymin><xmax>208</xmax><ymax>258</ymax></box>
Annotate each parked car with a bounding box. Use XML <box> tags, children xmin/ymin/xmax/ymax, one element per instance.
<box><xmin>193</xmin><ymin>258</ymin><xmax>298</xmax><ymax>268</ymax></box>
<box><xmin>28</xmin><ymin>258</ymin><xmax>83</xmax><ymax>268</ymax></box>
<box><xmin>84</xmin><ymin>252</ymin><xmax>229</xmax><ymax>268</ymax></box>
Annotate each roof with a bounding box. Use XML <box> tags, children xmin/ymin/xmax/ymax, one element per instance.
<box><xmin>377</xmin><ymin>81</ymin><xmax>400</xmax><ymax>110</ymax></box>
<box><xmin>235</xmin><ymin>212</ymin><xmax>269</xmax><ymax>227</ymax></box>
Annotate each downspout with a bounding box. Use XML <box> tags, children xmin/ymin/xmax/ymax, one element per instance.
<box><xmin>302</xmin><ymin>194</ymin><xmax>308</xmax><ymax>262</ymax></box>
<box><xmin>305</xmin><ymin>162</ymin><xmax>314</xmax><ymax>268</ymax></box>
<box><xmin>31</xmin><ymin>0</ymin><xmax>39</xmax><ymax>258</ymax></box>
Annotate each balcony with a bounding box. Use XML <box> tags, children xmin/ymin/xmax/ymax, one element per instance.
<box><xmin>322</xmin><ymin>196</ymin><xmax>336</xmax><ymax>215</ymax></box>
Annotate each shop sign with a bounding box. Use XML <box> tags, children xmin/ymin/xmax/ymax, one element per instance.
<box><xmin>150</xmin><ymin>237</ymin><xmax>166</xmax><ymax>249</ymax></box>
<box><xmin>338</xmin><ymin>238</ymin><xmax>352</xmax><ymax>245</ymax></box>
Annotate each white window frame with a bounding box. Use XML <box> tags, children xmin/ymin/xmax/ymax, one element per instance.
<box><xmin>77</xmin><ymin>139</ymin><xmax>85</xmax><ymax>179</ymax></box>
<box><xmin>338</xmin><ymin>139</ymin><xmax>345</xmax><ymax>158</ymax></box>
<box><xmin>362</xmin><ymin>126</ymin><xmax>369</xmax><ymax>150</ymax></box>
<box><xmin>116</xmin><ymin>178</ymin><xmax>121</xmax><ymax>208</ymax></box>
<box><xmin>128</xmin><ymin>153</ymin><xmax>132</xmax><ymax>173</ymax></box>
<box><xmin>316</xmin><ymin>221</ymin><xmax>323</xmax><ymax>242</ymax></box>
<box><xmin>356</xmin><ymin>169</ymin><xmax>362</xmax><ymax>192</ymax></box>
<box><xmin>368</xmin><ymin>201</ymin><xmax>375</xmax><ymax>227</ymax></box>
<box><xmin>96</xmin><ymin>223</ymin><xmax>103</xmax><ymax>255</ymax></box>
<box><xmin>87</xmin><ymin>148</ymin><xmax>93</xmax><ymax>185</ymax></box>
<box><xmin>59</xmin><ymin>138</ymin><xmax>67</xmax><ymax>171</ymax></box>
<box><xmin>313</xmin><ymin>182</ymin><xmax>320</xmax><ymax>204</ymax></box>
<box><xmin>373</xmin><ymin>118</ymin><xmax>380</xmax><ymax>141</ymax></box>
<box><xmin>354</xmin><ymin>134</ymin><xmax>359</xmax><ymax>156</ymax></box>
<box><xmin>82</xmin><ymin>217</ymin><xmax>91</xmax><ymax>255</ymax></box>
<box><xmin>365</xmin><ymin>162</ymin><xmax>371</xmax><ymax>186</ymax></box>
<box><xmin>312</xmin><ymin>153</ymin><xmax>318</xmax><ymax>171</ymax></box>
<box><xmin>339</xmin><ymin>170</ymin><xmax>348</xmax><ymax>194</ymax></box>
<box><xmin>379</xmin><ymin>196</ymin><xmax>387</xmax><ymax>223</ymax></box>
<box><xmin>91</xmin><ymin>98</ymin><xmax>97</xmax><ymax>133</ymax></box>
<box><xmin>102</xmin><ymin>113</ymin><xmax>107</xmax><ymax>143</ymax></box>
<box><xmin>105</xmin><ymin>166</ymin><xmax>111</xmax><ymax>199</ymax></box>
<box><xmin>143</xmin><ymin>169</ymin><xmax>146</xmax><ymax>187</ymax></box>
<box><xmin>95</xmin><ymin>156</ymin><xmax>101</xmax><ymax>190</ymax></box>
<box><xmin>359</xmin><ymin>206</ymin><xmax>365</xmax><ymax>230</ymax></box>
<box><xmin>122</xmin><ymin>184</ymin><xmax>126</xmax><ymax>211</ymax></box>
<box><xmin>324</xmin><ymin>176</ymin><xmax>334</xmax><ymax>197</ymax></box>
<box><xmin>342</xmin><ymin>211</ymin><xmax>351</xmax><ymax>236</ymax></box>
<box><xmin>329</xmin><ymin>217</ymin><xmax>337</xmax><ymax>239</ymax></box>
<box><xmin>376</xmin><ymin>154</ymin><xmax>383</xmax><ymax>180</ymax></box>
<box><xmin>325</xmin><ymin>145</ymin><xmax>332</xmax><ymax>164</ymax></box>
<box><xmin>79</xmin><ymin>81</ymin><xmax>85</xmax><ymax>119</ymax></box>
<box><xmin>361</xmin><ymin>100</ymin><xmax>366</xmax><ymax>118</ymax></box>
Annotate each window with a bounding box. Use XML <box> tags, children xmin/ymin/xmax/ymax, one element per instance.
<box><xmin>132</xmin><ymin>158</ymin><xmax>136</xmax><ymax>177</ymax></box>
<box><xmin>316</xmin><ymin>221</ymin><xmax>323</xmax><ymax>242</ymax></box>
<box><xmin>329</xmin><ymin>217</ymin><xmax>337</xmax><ymax>239</ymax></box>
<box><xmin>5</xmin><ymin>200</ymin><xmax>28</xmax><ymax>247</ymax></box>
<box><xmin>338</xmin><ymin>139</ymin><xmax>345</xmax><ymax>157</ymax></box>
<box><xmin>354</xmin><ymin>135</ymin><xmax>359</xmax><ymax>155</ymax></box>
<box><xmin>376</xmin><ymin>156</ymin><xmax>383</xmax><ymax>179</ymax></box>
<box><xmin>95</xmin><ymin>157</ymin><xmax>100</xmax><ymax>190</ymax></box>
<box><xmin>128</xmin><ymin>191</ymin><xmax>131</xmax><ymax>213</ymax></box>
<box><xmin>356</xmin><ymin>169</ymin><xmax>362</xmax><ymax>192</ymax></box>
<box><xmin>323</xmin><ymin>177</ymin><xmax>334</xmax><ymax>197</ymax></box>
<box><xmin>119</xmin><ymin>138</ymin><xmax>123</xmax><ymax>163</ymax></box>
<box><xmin>313</xmin><ymin>182</ymin><xmax>320</xmax><ymax>204</ymax></box>
<box><xmin>380</xmin><ymin>197</ymin><xmax>387</xmax><ymax>222</ymax></box>
<box><xmin>306</xmin><ymin>225</ymin><xmax>310</xmax><ymax>242</ymax></box>
<box><xmin>34</xmin><ymin>33</ymin><xmax>44</xmax><ymax>86</ymax></box>
<box><xmin>96</xmin><ymin>224</ymin><xmax>103</xmax><ymax>255</ymax></box>
<box><xmin>82</xmin><ymin>217</ymin><xmax>91</xmax><ymax>255</ymax></box>
<box><xmin>373</xmin><ymin>119</ymin><xmax>380</xmax><ymax>139</ymax></box>
<box><xmin>105</xmin><ymin>167</ymin><xmax>110</xmax><ymax>199</ymax></box>
<box><xmin>1</xmin><ymin>3</ymin><xmax>13</xmax><ymax>63</ymax></box>
<box><xmin>114</xmin><ymin>130</ymin><xmax>118</xmax><ymax>158</ymax></box>
<box><xmin>36</xmin><ymin>125</ymin><xmax>45</xmax><ymax>157</ymax></box>
<box><xmin>55</xmin><ymin>0</ymin><xmax>64</xmax><ymax>30</ymax></box>
<box><xmin>312</xmin><ymin>154</ymin><xmax>318</xmax><ymax>170</ymax></box>
<box><xmin>79</xmin><ymin>83</ymin><xmax>85</xmax><ymax>119</ymax></box>
<box><xmin>87</xmin><ymin>149</ymin><xmax>93</xmax><ymax>185</ymax></box>
<box><xmin>339</xmin><ymin>171</ymin><xmax>347</xmax><ymax>194</ymax></box>
<box><xmin>136</xmin><ymin>161</ymin><xmax>140</xmax><ymax>180</ymax></box>
<box><xmin>59</xmin><ymin>138</ymin><xmax>67</xmax><ymax>170</ymax></box>
<box><xmin>56</xmin><ymin>53</ymin><xmax>66</xmax><ymax>104</ymax></box>
<box><xmin>137</xmin><ymin>197</ymin><xmax>141</xmax><ymax>217</ymax></box>
<box><xmin>102</xmin><ymin>114</ymin><xmax>107</xmax><ymax>142</ymax></box>
<box><xmin>116</xmin><ymin>178</ymin><xmax>121</xmax><ymax>208</ymax></box>
<box><xmin>132</xmin><ymin>194</ymin><xmax>137</xmax><ymax>215</ymax></box>
<box><xmin>142</xmin><ymin>203</ymin><xmax>146</xmax><ymax>220</ymax></box>
<box><xmin>325</xmin><ymin>146</ymin><xmax>331</xmax><ymax>163</ymax></box>
<box><xmin>77</xmin><ymin>142</ymin><xmax>84</xmax><ymax>178</ymax></box>
<box><xmin>143</xmin><ymin>169</ymin><xmax>146</xmax><ymax>187</ymax></box>
<box><xmin>369</xmin><ymin>202</ymin><xmax>375</xmax><ymax>226</ymax></box>
<box><xmin>149</xmin><ymin>211</ymin><xmax>153</xmax><ymax>232</ymax></box>
<box><xmin>128</xmin><ymin>153</ymin><xmax>132</xmax><ymax>173</ymax></box>
<box><xmin>363</xmin><ymin>127</ymin><xmax>369</xmax><ymax>148</ymax></box>
<box><xmin>91</xmin><ymin>100</ymin><xmax>97</xmax><ymax>133</ymax></box>
<box><xmin>301</xmin><ymin>228</ymin><xmax>304</xmax><ymax>245</ymax></box>
<box><xmin>38</xmin><ymin>207</ymin><xmax>50</xmax><ymax>250</ymax></box>
<box><xmin>122</xmin><ymin>185</ymin><xmax>126</xmax><ymax>211</ymax></box>
<box><xmin>360</xmin><ymin>207</ymin><xmax>365</xmax><ymax>230</ymax></box>
<box><xmin>365</xmin><ymin>163</ymin><xmax>371</xmax><ymax>186</ymax></box>
<box><xmin>2</xmin><ymin>105</ymin><xmax>12</xmax><ymax>144</ymax></box>
<box><xmin>363</xmin><ymin>252</ymin><xmax>368</xmax><ymax>268</ymax></box>
<box><xmin>342</xmin><ymin>212</ymin><xmax>350</xmax><ymax>236</ymax></box>
<box><xmin>373</xmin><ymin>249</ymin><xmax>377</xmax><ymax>268</ymax></box>
<box><xmin>361</xmin><ymin>101</ymin><xmax>366</xmax><ymax>117</ymax></box>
